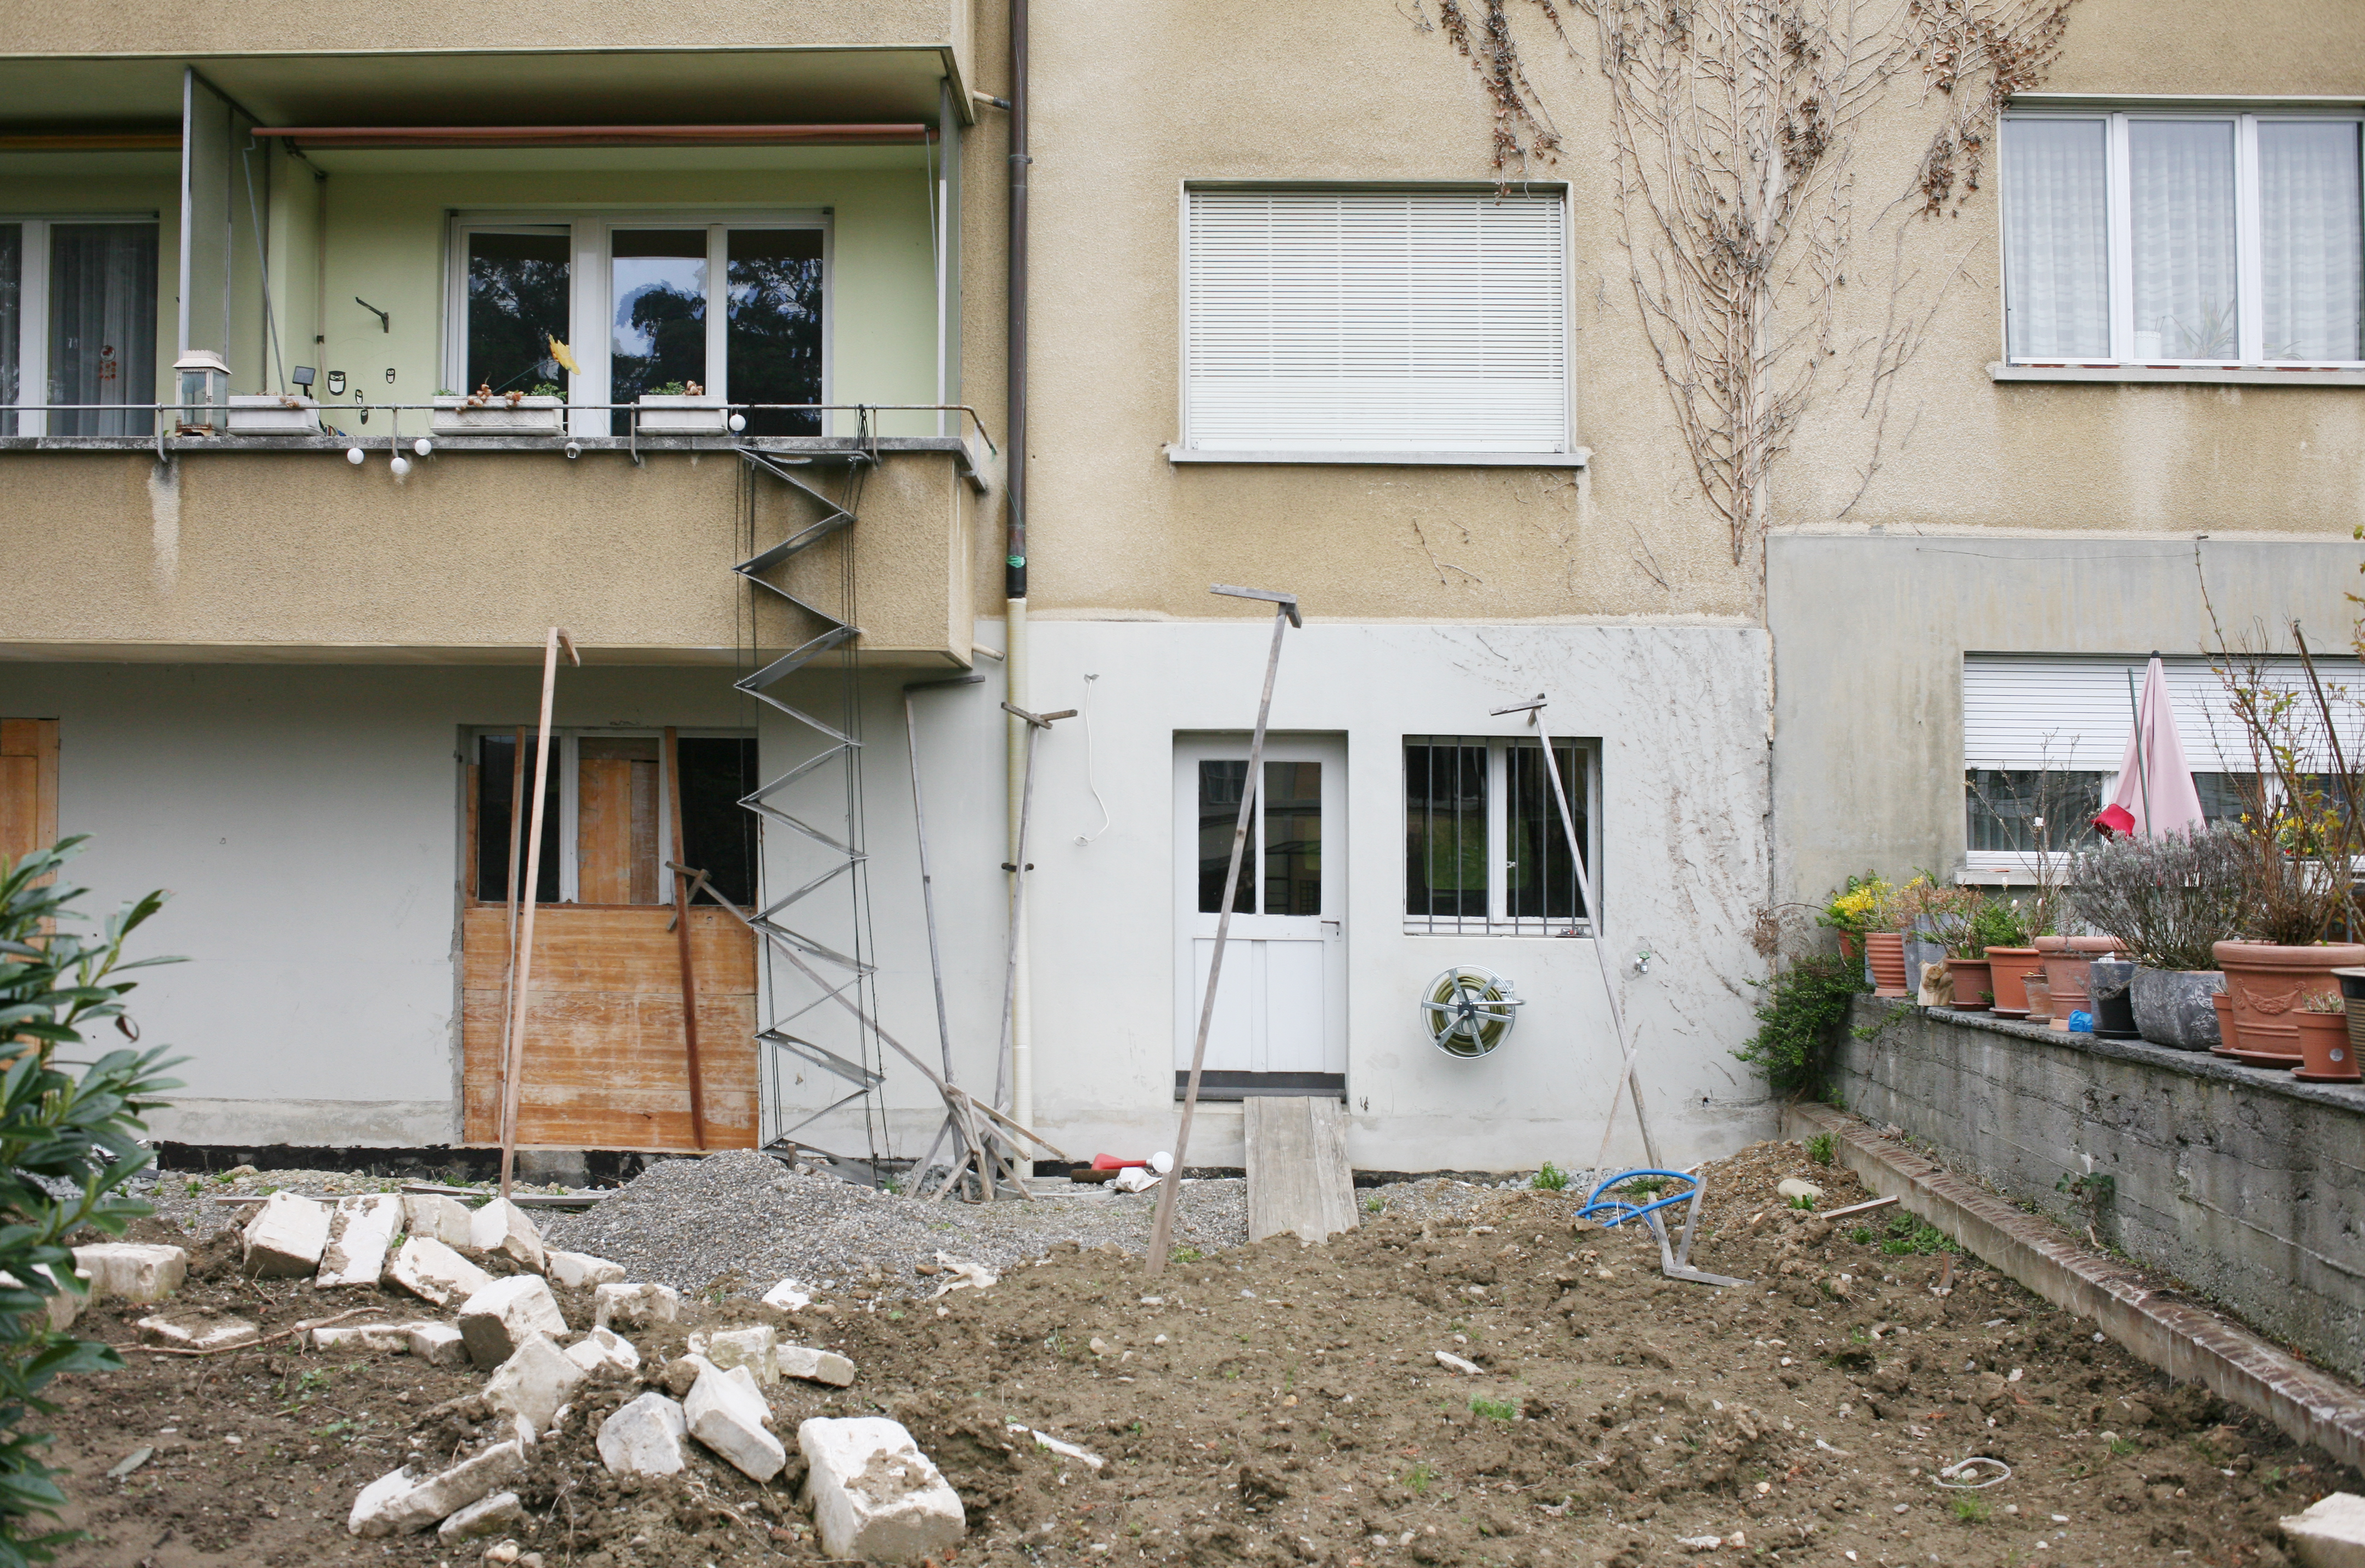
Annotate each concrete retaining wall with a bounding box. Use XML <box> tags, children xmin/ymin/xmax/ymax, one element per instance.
<box><xmin>1831</xmin><ymin>997</ymin><xmax>2365</xmax><ymax>1383</ymax></box>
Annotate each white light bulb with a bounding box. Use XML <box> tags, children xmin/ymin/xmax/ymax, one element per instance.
<box><xmin>389</xmin><ymin>454</ymin><xmax>412</xmax><ymax>478</ymax></box>
<box><xmin>346</xmin><ymin>447</ymin><xmax>365</xmax><ymax>465</ymax></box>
<box><xmin>412</xmin><ymin>437</ymin><xmax>433</xmax><ymax>457</ymax></box>
<box><xmin>728</xmin><ymin>413</ymin><xmax>747</xmax><ymax>433</ymax></box>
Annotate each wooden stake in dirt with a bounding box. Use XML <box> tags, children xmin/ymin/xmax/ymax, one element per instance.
<box><xmin>498</xmin><ymin>626</ymin><xmax>578</xmax><ymax>1200</ymax></box>
<box><xmin>1147</xmin><ymin>585</ymin><xmax>1300</xmax><ymax>1277</ymax></box>
<box><xmin>661</xmin><ymin>727</ymin><xmax>708</xmax><ymax>1150</ymax></box>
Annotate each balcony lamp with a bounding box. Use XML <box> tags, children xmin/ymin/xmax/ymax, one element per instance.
<box><xmin>173</xmin><ymin>351</ymin><xmax>231</xmax><ymax>435</ymax></box>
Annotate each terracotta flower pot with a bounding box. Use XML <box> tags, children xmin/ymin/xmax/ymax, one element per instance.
<box><xmin>1837</xmin><ymin>931</ymin><xmax>1863</xmax><ymax>965</ymax></box>
<box><xmin>2023</xmin><ymin>975</ymin><xmax>2052</xmax><ymax>1026</ymax></box>
<box><xmin>1983</xmin><ymin>947</ymin><xmax>2042</xmax><ymax>1017</ymax></box>
<box><xmin>1866</xmin><ymin>933</ymin><xmax>1910</xmax><ymax>999</ymax></box>
<box><xmin>1945</xmin><ymin>957</ymin><xmax>1994</xmax><ymax>1011</ymax></box>
<box><xmin>2035</xmin><ymin>935</ymin><xmax>2119</xmax><ymax>1019</ymax></box>
<box><xmin>2210</xmin><ymin>993</ymin><xmax>2242</xmax><ymax>1057</ymax></box>
<box><xmin>2212</xmin><ymin>941</ymin><xmax>2365</xmax><ymax>1061</ymax></box>
<box><xmin>2292</xmin><ymin>1011</ymin><xmax>2362</xmax><ymax>1083</ymax></box>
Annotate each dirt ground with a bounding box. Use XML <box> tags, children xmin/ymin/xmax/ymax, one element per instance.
<box><xmin>46</xmin><ymin>1141</ymin><xmax>2358</xmax><ymax>1568</ymax></box>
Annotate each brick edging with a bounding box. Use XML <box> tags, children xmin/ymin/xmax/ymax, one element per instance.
<box><xmin>1782</xmin><ymin>1100</ymin><xmax>2365</xmax><ymax>1477</ymax></box>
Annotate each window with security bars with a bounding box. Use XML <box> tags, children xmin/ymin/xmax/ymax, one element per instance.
<box><xmin>1405</xmin><ymin>736</ymin><xmax>1596</xmax><ymax>935</ymax></box>
<box><xmin>1182</xmin><ymin>188</ymin><xmax>1570</xmax><ymax>454</ymax></box>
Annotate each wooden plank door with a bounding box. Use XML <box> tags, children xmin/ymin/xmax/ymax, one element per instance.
<box><xmin>0</xmin><ymin>720</ymin><xmax>60</xmax><ymax>866</ymax></box>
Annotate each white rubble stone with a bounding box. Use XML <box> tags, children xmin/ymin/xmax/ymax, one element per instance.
<box><xmin>318</xmin><ymin>1194</ymin><xmax>402</xmax><ymax>1289</ymax></box>
<box><xmin>705</xmin><ymin>1325</ymin><xmax>778</xmax><ymax>1385</ymax></box>
<box><xmin>686</xmin><ymin>1363</ymin><xmax>786</xmax><ymax>1482</ymax></box>
<box><xmin>408</xmin><ymin>1322</ymin><xmax>469</xmax><ymax>1367</ymax></box>
<box><xmin>545</xmin><ymin>1250</ymin><xmax>624</xmax><ymax>1290</ymax></box>
<box><xmin>388</xmin><ymin>1237</ymin><xmax>493</xmax><ymax>1308</ymax></box>
<box><xmin>1007</xmin><ymin>1423</ymin><xmax>1105</xmax><ymax>1470</ymax></box>
<box><xmin>482</xmin><ymin>1333</ymin><xmax>585</xmax><ymax>1433</ymax></box>
<box><xmin>1433</xmin><ymin>1350</ymin><xmax>1482</xmax><ymax>1376</ymax></box>
<box><xmin>3</xmin><ymin>1266</ymin><xmax>88</xmax><ymax>1332</ymax></box>
<box><xmin>346</xmin><ymin>1440</ymin><xmax>527</xmax><ymax>1537</ymax></box>
<box><xmin>1776</xmin><ymin>1178</ymin><xmax>1825</xmax><ymax>1204</ymax></box>
<box><xmin>457</xmin><ymin>1276</ymin><xmax>570</xmax><ymax>1368</ymax></box>
<box><xmin>760</xmin><ymin>1277</ymin><xmax>813</xmax><ymax>1312</ymax></box>
<box><xmin>312</xmin><ymin>1321</ymin><xmax>428</xmax><ymax>1354</ymax></box>
<box><xmin>2283</xmin><ymin>1492</ymin><xmax>2365</xmax><ymax>1568</ymax></box>
<box><xmin>437</xmin><ymin>1490</ymin><xmax>523</xmax><ymax>1544</ymax></box>
<box><xmin>241</xmin><ymin>1192</ymin><xmax>330</xmax><ymax>1278</ymax></box>
<box><xmin>138</xmin><ymin>1311</ymin><xmax>258</xmax><ymax>1351</ymax></box>
<box><xmin>402</xmin><ymin>1193</ymin><xmax>477</xmax><ymax>1249</ymax></box>
<box><xmin>469</xmin><ymin>1198</ymin><xmax>547</xmax><ymax>1274</ymax></box>
<box><xmin>592</xmin><ymin>1281</ymin><xmax>680</xmax><ymax>1331</ymax></box>
<box><xmin>71</xmin><ymin>1243</ymin><xmax>187</xmax><ymax>1304</ymax></box>
<box><xmin>776</xmin><ymin>1341</ymin><xmax>857</xmax><ymax>1387</ymax></box>
<box><xmin>596</xmin><ymin>1392</ymin><xmax>689</xmax><ymax>1477</ymax></box>
<box><xmin>564</xmin><ymin>1326</ymin><xmax>640</xmax><ymax>1375</ymax></box>
<box><xmin>798</xmin><ymin>1417</ymin><xmax>966</xmax><ymax>1565</ymax></box>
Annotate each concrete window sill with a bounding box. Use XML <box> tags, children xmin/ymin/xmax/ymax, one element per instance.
<box><xmin>1987</xmin><ymin>362</ymin><xmax>2365</xmax><ymax>387</ymax></box>
<box><xmin>1165</xmin><ymin>445</ymin><xmax>1590</xmax><ymax>469</ymax></box>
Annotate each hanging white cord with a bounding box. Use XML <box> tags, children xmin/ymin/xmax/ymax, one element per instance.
<box><xmin>1074</xmin><ymin>673</ymin><xmax>1112</xmax><ymax>845</ymax></box>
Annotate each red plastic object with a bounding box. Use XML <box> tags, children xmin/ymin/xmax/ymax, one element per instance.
<box><xmin>1089</xmin><ymin>1153</ymin><xmax>1147</xmax><ymax>1170</ymax></box>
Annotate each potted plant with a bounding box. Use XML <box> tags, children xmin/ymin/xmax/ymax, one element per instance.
<box><xmin>1882</xmin><ymin>876</ymin><xmax>1963</xmax><ymax>1004</ymax></box>
<box><xmin>1973</xmin><ymin>896</ymin><xmax>2043</xmax><ymax>1018</ymax></box>
<box><xmin>2065</xmin><ymin>826</ymin><xmax>2248</xmax><ymax>1051</ymax></box>
<box><xmin>635</xmin><ymin>379</ymin><xmax>731</xmax><ymax>434</ymax></box>
<box><xmin>1940</xmin><ymin>892</ymin><xmax>1996</xmax><ymax>1012</ymax></box>
<box><xmin>226</xmin><ymin>392</ymin><xmax>322</xmax><ymax>434</ymax></box>
<box><xmin>2291</xmin><ymin>992</ymin><xmax>2360</xmax><ymax>1082</ymax></box>
<box><xmin>2036</xmin><ymin>932</ymin><xmax>2121</xmax><ymax>1022</ymax></box>
<box><xmin>433</xmin><ymin>381</ymin><xmax>566</xmax><ymax>435</ymax></box>
<box><xmin>1818</xmin><ymin>873</ymin><xmax>1887</xmax><ymax>977</ymax></box>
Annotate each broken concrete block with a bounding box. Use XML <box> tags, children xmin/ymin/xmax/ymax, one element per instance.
<box><xmin>1007</xmin><ymin>1423</ymin><xmax>1105</xmax><ymax>1470</ymax></box>
<box><xmin>318</xmin><ymin>1194</ymin><xmax>402</xmax><ymax>1289</ymax></box>
<box><xmin>347</xmin><ymin>1440</ymin><xmax>527</xmax><ymax>1537</ymax></box>
<box><xmin>1776</xmin><ymin>1178</ymin><xmax>1824</xmax><ymax>1204</ymax></box>
<box><xmin>563</xmin><ymin>1326</ymin><xmax>640</xmax><ymax>1376</ymax></box>
<box><xmin>312</xmin><ymin>1321</ymin><xmax>427</xmax><ymax>1355</ymax></box>
<box><xmin>469</xmin><ymin>1198</ymin><xmax>547</xmax><ymax>1274</ymax></box>
<box><xmin>776</xmin><ymin>1341</ymin><xmax>857</xmax><ymax>1388</ymax></box>
<box><xmin>596</xmin><ymin>1391</ymin><xmax>688</xmax><ymax>1478</ymax></box>
<box><xmin>402</xmin><ymin>1192</ymin><xmax>476</xmax><ymax>1249</ymax></box>
<box><xmin>1434</xmin><ymin>1350</ymin><xmax>1482</xmax><ymax>1376</ymax></box>
<box><xmin>761</xmin><ymin>1276</ymin><xmax>813</xmax><ymax>1312</ymax></box>
<box><xmin>457</xmin><ymin>1276</ymin><xmax>569</xmax><ymax>1368</ymax></box>
<box><xmin>437</xmin><ymin>1490</ymin><xmax>523</xmax><ymax>1544</ymax></box>
<box><xmin>388</xmin><ymin>1237</ymin><xmax>493</xmax><ymax>1308</ymax></box>
<box><xmin>71</xmin><ymin>1243</ymin><xmax>187</xmax><ymax>1305</ymax></box>
<box><xmin>704</xmin><ymin>1325</ymin><xmax>777</xmax><ymax>1385</ymax></box>
<box><xmin>2283</xmin><ymin>1492</ymin><xmax>2365</xmax><ymax>1568</ymax></box>
<box><xmin>137</xmin><ymin>1311</ymin><xmax>258</xmax><ymax>1351</ymax></box>
<box><xmin>545</xmin><ymin>1249</ymin><xmax>624</xmax><ymax>1290</ymax></box>
<box><xmin>591</xmin><ymin>1281</ymin><xmax>680</xmax><ymax>1332</ymax></box>
<box><xmin>798</xmin><ymin>1417</ymin><xmax>966</xmax><ymax>1565</ymax></box>
<box><xmin>482</xmin><ymin>1333</ymin><xmax>585</xmax><ymax>1434</ymax></box>
<box><xmin>241</xmin><ymin>1191</ymin><xmax>330</xmax><ymax>1278</ymax></box>
<box><xmin>408</xmin><ymin>1322</ymin><xmax>469</xmax><ymax>1367</ymax></box>
<box><xmin>685</xmin><ymin>1363</ymin><xmax>786</xmax><ymax>1482</ymax></box>
<box><xmin>3</xmin><ymin>1265</ymin><xmax>88</xmax><ymax>1332</ymax></box>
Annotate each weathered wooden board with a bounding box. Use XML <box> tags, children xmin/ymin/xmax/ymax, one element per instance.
<box><xmin>461</xmin><ymin>904</ymin><xmax>757</xmax><ymax>1150</ymax></box>
<box><xmin>1244</xmin><ymin>1096</ymin><xmax>1359</xmax><ymax>1244</ymax></box>
<box><xmin>0</xmin><ymin>719</ymin><xmax>60</xmax><ymax>865</ymax></box>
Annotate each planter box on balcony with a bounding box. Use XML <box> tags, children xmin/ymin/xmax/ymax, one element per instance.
<box><xmin>227</xmin><ymin>394</ymin><xmax>322</xmax><ymax>435</ymax></box>
<box><xmin>432</xmin><ymin>396</ymin><xmax>566</xmax><ymax>436</ymax></box>
<box><xmin>634</xmin><ymin>396</ymin><xmax>730</xmax><ymax>435</ymax></box>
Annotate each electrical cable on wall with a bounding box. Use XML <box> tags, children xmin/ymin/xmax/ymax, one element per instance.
<box><xmin>1073</xmin><ymin>672</ymin><xmax>1112</xmax><ymax>846</ymax></box>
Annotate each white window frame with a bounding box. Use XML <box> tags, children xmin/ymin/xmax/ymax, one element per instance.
<box><xmin>444</xmin><ymin>210</ymin><xmax>834</xmax><ymax>438</ymax></box>
<box><xmin>0</xmin><ymin>212</ymin><xmax>163</xmax><ymax>438</ymax></box>
<box><xmin>1403</xmin><ymin>734</ymin><xmax>1601</xmax><ymax>938</ymax></box>
<box><xmin>1172</xmin><ymin>183</ymin><xmax>1585</xmax><ymax>468</ymax></box>
<box><xmin>2000</xmin><ymin>105</ymin><xmax>2365</xmax><ymax>371</ymax></box>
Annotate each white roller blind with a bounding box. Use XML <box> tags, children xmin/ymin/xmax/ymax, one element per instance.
<box><xmin>1183</xmin><ymin>189</ymin><xmax>1569</xmax><ymax>453</ymax></box>
<box><xmin>1962</xmin><ymin>653</ymin><xmax>2365</xmax><ymax>771</ymax></box>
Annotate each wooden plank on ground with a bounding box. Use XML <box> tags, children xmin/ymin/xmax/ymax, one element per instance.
<box><xmin>1245</xmin><ymin>1096</ymin><xmax>1359</xmax><ymax>1244</ymax></box>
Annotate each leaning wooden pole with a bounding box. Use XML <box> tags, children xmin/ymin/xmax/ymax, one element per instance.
<box><xmin>662</xmin><ymin>727</ymin><xmax>708</xmax><ymax>1151</ymax></box>
<box><xmin>498</xmin><ymin>627</ymin><xmax>577</xmax><ymax>1199</ymax></box>
<box><xmin>1147</xmin><ymin>585</ymin><xmax>1298</xmax><ymax>1277</ymax></box>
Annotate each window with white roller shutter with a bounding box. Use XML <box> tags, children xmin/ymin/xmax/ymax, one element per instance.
<box><xmin>1180</xmin><ymin>188</ymin><xmax>1571</xmax><ymax>457</ymax></box>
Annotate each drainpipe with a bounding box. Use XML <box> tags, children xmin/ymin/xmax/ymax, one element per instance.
<box><xmin>1004</xmin><ymin>0</ymin><xmax>1034</xmax><ymax>1146</ymax></box>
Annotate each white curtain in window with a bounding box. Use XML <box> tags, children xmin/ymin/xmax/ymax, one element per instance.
<box><xmin>2130</xmin><ymin>121</ymin><xmax>2238</xmax><ymax>359</ymax></box>
<box><xmin>2004</xmin><ymin>118</ymin><xmax>2111</xmax><ymax>359</ymax></box>
<box><xmin>2260</xmin><ymin>121</ymin><xmax>2363</xmax><ymax>362</ymax></box>
<box><xmin>47</xmin><ymin>223</ymin><xmax>156</xmax><ymax>437</ymax></box>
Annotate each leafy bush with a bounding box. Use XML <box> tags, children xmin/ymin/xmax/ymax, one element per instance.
<box><xmin>1805</xmin><ymin>1132</ymin><xmax>1835</xmax><ymax>1165</ymax></box>
<box><xmin>2065</xmin><ymin>826</ymin><xmax>2251</xmax><ymax>970</ymax></box>
<box><xmin>1530</xmin><ymin>1161</ymin><xmax>1570</xmax><ymax>1192</ymax></box>
<box><xmin>1735</xmin><ymin>955</ymin><xmax>1870</xmax><ymax>1093</ymax></box>
<box><xmin>1817</xmin><ymin>873</ymin><xmax>1889</xmax><ymax>938</ymax></box>
<box><xmin>0</xmin><ymin>840</ymin><xmax>181</xmax><ymax>1564</ymax></box>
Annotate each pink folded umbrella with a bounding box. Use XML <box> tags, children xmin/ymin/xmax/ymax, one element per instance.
<box><xmin>2093</xmin><ymin>654</ymin><xmax>2208</xmax><ymax>838</ymax></box>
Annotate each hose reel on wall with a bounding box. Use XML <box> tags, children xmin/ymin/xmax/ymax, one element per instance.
<box><xmin>1421</xmin><ymin>966</ymin><xmax>1523</xmax><ymax>1059</ymax></box>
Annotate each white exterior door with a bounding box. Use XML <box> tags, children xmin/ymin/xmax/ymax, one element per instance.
<box><xmin>1172</xmin><ymin>736</ymin><xmax>1347</xmax><ymax>1093</ymax></box>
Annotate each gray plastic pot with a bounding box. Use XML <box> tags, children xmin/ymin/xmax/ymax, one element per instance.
<box><xmin>2129</xmin><ymin>967</ymin><xmax>2225</xmax><ymax>1051</ymax></box>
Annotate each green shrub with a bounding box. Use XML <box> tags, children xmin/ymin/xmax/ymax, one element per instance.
<box><xmin>1530</xmin><ymin>1162</ymin><xmax>1570</xmax><ymax>1192</ymax></box>
<box><xmin>0</xmin><ymin>839</ymin><xmax>182</xmax><ymax>1565</ymax></box>
<box><xmin>1805</xmin><ymin>1132</ymin><xmax>1835</xmax><ymax>1165</ymax></box>
<box><xmin>1735</xmin><ymin>955</ymin><xmax>1870</xmax><ymax>1093</ymax></box>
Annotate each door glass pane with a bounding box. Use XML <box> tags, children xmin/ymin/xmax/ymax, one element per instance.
<box><xmin>2130</xmin><ymin>121</ymin><xmax>2238</xmax><ymax>359</ymax></box>
<box><xmin>1507</xmin><ymin>742</ymin><xmax>1586</xmax><ymax>922</ymax></box>
<box><xmin>578</xmin><ymin>737</ymin><xmax>662</xmax><ymax>904</ymax></box>
<box><xmin>2003</xmin><ymin>117</ymin><xmax>2111</xmax><ymax>359</ymax></box>
<box><xmin>466</xmin><ymin>230</ymin><xmax>570</xmax><ymax>398</ymax></box>
<box><xmin>677</xmin><ymin>736</ymin><xmax>759</xmax><ymax>909</ymax></box>
<box><xmin>727</xmin><ymin>229</ymin><xmax>824</xmax><ymax>436</ymax></box>
<box><xmin>1262</xmin><ymin>762</ymin><xmax>1322</xmax><ymax>916</ymax></box>
<box><xmin>2259</xmin><ymin>121</ymin><xmax>2364</xmax><ymax>362</ymax></box>
<box><xmin>1405</xmin><ymin>742</ymin><xmax>1487</xmax><ymax>918</ymax></box>
<box><xmin>0</xmin><ymin>223</ymin><xmax>19</xmax><ymax>436</ymax></box>
<box><xmin>477</xmin><ymin>734</ymin><xmax>561</xmax><ymax>905</ymax></box>
<box><xmin>611</xmin><ymin>229</ymin><xmax>707</xmax><ymax>433</ymax></box>
<box><xmin>1197</xmin><ymin>760</ymin><xmax>1254</xmax><ymax>915</ymax></box>
<box><xmin>47</xmin><ymin>222</ymin><xmax>156</xmax><ymax>436</ymax></box>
